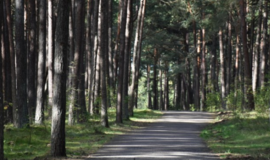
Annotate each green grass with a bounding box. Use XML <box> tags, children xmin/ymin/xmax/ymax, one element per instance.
<box><xmin>201</xmin><ymin>111</ymin><xmax>270</xmax><ymax>159</ymax></box>
<box><xmin>4</xmin><ymin>108</ymin><xmax>162</xmax><ymax>159</ymax></box>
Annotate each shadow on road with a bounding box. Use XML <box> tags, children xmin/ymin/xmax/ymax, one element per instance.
<box><xmin>87</xmin><ymin>111</ymin><xmax>219</xmax><ymax>160</ymax></box>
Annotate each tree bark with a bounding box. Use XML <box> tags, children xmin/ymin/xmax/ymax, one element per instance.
<box><xmin>164</xmin><ymin>64</ymin><xmax>169</xmax><ymax>111</ymax></box>
<box><xmin>128</xmin><ymin>0</ymin><xmax>146</xmax><ymax>114</ymax></box>
<box><xmin>201</xmin><ymin>26</ymin><xmax>206</xmax><ymax>111</ymax></box>
<box><xmin>210</xmin><ymin>35</ymin><xmax>218</xmax><ymax>92</ymax></box>
<box><xmin>122</xmin><ymin>0</ymin><xmax>132</xmax><ymax>120</ymax></box>
<box><xmin>240</xmin><ymin>0</ymin><xmax>255</xmax><ymax>110</ymax></box>
<box><xmin>99</xmin><ymin>0</ymin><xmax>109</xmax><ymax>127</ymax></box>
<box><xmin>259</xmin><ymin>0</ymin><xmax>268</xmax><ymax>88</ymax></box>
<box><xmin>184</xmin><ymin>32</ymin><xmax>191</xmax><ymax>110</ymax></box>
<box><xmin>89</xmin><ymin>0</ymin><xmax>99</xmax><ymax>115</ymax></box>
<box><xmin>252</xmin><ymin>6</ymin><xmax>261</xmax><ymax>92</ymax></box>
<box><xmin>27</xmin><ymin>0</ymin><xmax>36</xmax><ymax>124</ymax></box>
<box><xmin>107</xmin><ymin>0</ymin><xmax>114</xmax><ymax>94</ymax></box>
<box><xmin>35</xmin><ymin>0</ymin><xmax>46</xmax><ymax>125</ymax></box>
<box><xmin>147</xmin><ymin>64</ymin><xmax>152</xmax><ymax>109</ymax></box>
<box><xmin>153</xmin><ymin>48</ymin><xmax>158</xmax><ymax>110</ymax></box>
<box><xmin>48</xmin><ymin>0</ymin><xmax>54</xmax><ymax>109</ymax></box>
<box><xmin>219</xmin><ymin>28</ymin><xmax>226</xmax><ymax>110</ymax></box>
<box><xmin>2</xmin><ymin>0</ymin><xmax>13</xmax><ymax>123</ymax></box>
<box><xmin>234</xmin><ymin>28</ymin><xmax>240</xmax><ymax>108</ymax></box>
<box><xmin>193</xmin><ymin>21</ymin><xmax>200</xmax><ymax>110</ymax></box>
<box><xmin>77</xmin><ymin>0</ymin><xmax>87</xmax><ymax>123</ymax></box>
<box><xmin>159</xmin><ymin>60</ymin><xmax>164</xmax><ymax>110</ymax></box>
<box><xmin>4</xmin><ymin>0</ymin><xmax>16</xmax><ymax>125</ymax></box>
<box><xmin>86</xmin><ymin>0</ymin><xmax>93</xmax><ymax>113</ymax></box>
<box><xmin>51</xmin><ymin>0</ymin><xmax>70</xmax><ymax>156</ymax></box>
<box><xmin>226</xmin><ymin>9</ymin><xmax>232</xmax><ymax>96</ymax></box>
<box><xmin>14</xmin><ymin>0</ymin><xmax>29</xmax><ymax>128</ymax></box>
<box><xmin>116</xmin><ymin>0</ymin><xmax>127</xmax><ymax>123</ymax></box>
<box><xmin>68</xmin><ymin>0</ymin><xmax>84</xmax><ymax>125</ymax></box>
<box><xmin>0</xmin><ymin>0</ymin><xmax>4</xmax><ymax>157</ymax></box>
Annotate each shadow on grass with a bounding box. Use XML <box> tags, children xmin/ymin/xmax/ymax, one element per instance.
<box><xmin>201</xmin><ymin>113</ymin><xmax>270</xmax><ymax>159</ymax></box>
<box><xmin>4</xmin><ymin>108</ymin><xmax>162</xmax><ymax>160</ymax></box>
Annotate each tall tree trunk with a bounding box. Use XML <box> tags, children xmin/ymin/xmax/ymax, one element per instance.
<box><xmin>108</xmin><ymin>0</ymin><xmax>114</xmax><ymax>94</ymax></box>
<box><xmin>210</xmin><ymin>35</ymin><xmax>218</xmax><ymax>92</ymax></box>
<box><xmin>193</xmin><ymin>21</ymin><xmax>200</xmax><ymax>110</ymax></box>
<box><xmin>259</xmin><ymin>0</ymin><xmax>268</xmax><ymax>88</ymax></box>
<box><xmin>226</xmin><ymin>9</ymin><xmax>232</xmax><ymax>96</ymax></box>
<box><xmin>67</xmin><ymin>0</ymin><xmax>75</xmax><ymax>94</ymax></box>
<box><xmin>153</xmin><ymin>48</ymin><xmax>158</xmax><ymax>110</ymax></box>
<box><xmin>86</xmin><ymin>0</ymin><xmax>94</xmax><ymax>114</ymax></box>
<box><xmin>184</xmin><ymin>32</ymin><xmax>191</xmax><ymax>109</ymax></box>
<box><xmin>175</xmin><ymin>61</ymin><xmax>181</xmax><ymax>109</ymax></box>
<box><xmin>219</xmin><ymin>28</ymin><xmax>226</xmax><ymax>110</ymax></box>
<box><xmin>0</xmin><ymin>0</ymin><xmax>4</xmax><ymax>157</ymax></box>
<box><xmin>234</xmin><ymin>29</ymin><xmax>240</xmax><ymax>108</ymax></box>
<box><xmin>85</xmin><ymin>0</ymin><xmax>91</xmax><ymax>91</ymax></box>
<box><xmin>14</xmin><ymin>0</ymin><xmax>29</xmax><ymax>128</ymax></box>
<box><xmin>48</xmin><ymin>0</ymin><xmax>54</xmax><ymax>109</ymax></box>
<box><xmin>93</xmin><ymin>53</ymin><xmax>100</xmax><ymax>115</ymax></box>
<box><xmin>159</xmin><ymin>61</ymin><xmax>163</xmax><ymax>110</ymax></box>
<box><xmin>89</xmin><ymin>0</ymin><xmax>99</xmax><ymax>115</ymax></box>
<box><xmin>27</xmin><ymin>0</ymin><xmax>36</xmax><ymax>124</ymax></box>
<box><xmin>35</xmin><ymin>0</ymin><xmax>46</xmax><ymax>124</ymax></box>
<box><xmin>3</xmin><ymin>0</ymin><xmax>13</xmax><ymax>123</ymax></box>
<box><xmin>51</xmin><ymin>0</ymin><xmax>69</xmax><ymax>156</ymax></box>
<box><xmin>113</xmin><ymin>1</ymin><xmax>122</xmax><ymax>95</ymax></box>
<box><xmin>180</xmin><ymin>76</ymin><xmax>185</xmax><ymax>110</ymax></box>
<box><xmin>86</xmin><ymin>0</ymin><xmax>93</xmax><ymax>92</ymax></box>
<box><xmin>147</xmin><ymin>64</ymin><xmax>152</xmax><ymax>109</ymax></box>
<box><xmin>5</xmin><ymin>0</ymin><xmax>16</xmax><ymax>124</ymax></box>
<box><xmin>99</xmin><ymin>0</ymin><xmax>109</xmax><ymax>127</ymax></box>
<box><xmin>77</xmin><ymin>1</ymin><xmax>87</xmax><ymax>123</ymax></box>
<box><xmin>252</xmin><ymin>6</ymin><xmax>262</xmax><ymax>92</ymax></box>
<box><xmin>122</xmin><ymin>0</ymin><xmax>132</xmax><ymax>120</ymax></box>
<box><xmin>116</xmin><ymin>0</ymin><xmax>127</xmax><ymax>123</ymax></box>
<box><xmin>128</xmin><ymin>0</ymin><xmax>146</xmax><ymax>115</ymax></box>
<box><xmin>93</xmin><ymin>0</ymin><xmax>101</xmax><ymax>115</ymax></box>
<box><xmin>201</xmin><ymin>27</ymin><xmax>206</xmax><ymax>111</ymax></box>
<box><xmin>164</xmin><ymin>64</ymin><xmax>169</xmax><ymax>111</ymax></box>
<box><xmin>240</xmin><ymin>0</ymin><xmax>255</xmax><ymax>110</ymax></box>
<box><xmin>68</xmin><ymin>0</ymin><xmax>84</xmax><ymax>126</ymax></box>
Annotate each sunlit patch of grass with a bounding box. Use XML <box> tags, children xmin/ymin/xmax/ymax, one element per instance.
<box><xmin>130</xmin><ymin>109</ymin><xmax>163</xmax><ymax>122</ymax></box>
<box><xmin>4</xmin><ymin>125</ymin><xmax>51</xmax><ymax>159</ymax></box>
<box><xmin>4</xmin><ymin>108</ymin><xmax>162</xmax><ymax>159</ymax></box>
<box><xmin>201</xmin><ymin>111</ymin><xmax>270</xmax><ymax>159</ymax></box>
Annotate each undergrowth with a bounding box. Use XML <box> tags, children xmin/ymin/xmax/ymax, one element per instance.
<box><xmin>201</xmin><ymin>111</ymin><xmax>270</xmax><ymax>159</ymax></box>
<box><xmin>4</xmin><ymin>108</ymin><xmax>162</xmax><ymax>159</ymax></box>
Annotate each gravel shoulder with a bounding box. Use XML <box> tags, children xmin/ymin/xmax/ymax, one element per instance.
<box><xmin>87</xmin><ymin>111</ymin><xmax>219</xmax><ymax>160</ymax></box>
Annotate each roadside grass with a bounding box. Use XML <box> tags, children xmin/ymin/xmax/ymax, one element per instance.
<box><xmin>201</xmin><ymin>111</ymin><xmax>270</xmax><ymax>159</ymax></box>
<box><xmin>4</xmin><ymin>108</ymin><xmax>162</xmax><ymax>159</ymax></box>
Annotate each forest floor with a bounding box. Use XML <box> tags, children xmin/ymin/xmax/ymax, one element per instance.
<box><xmin>4</xmin><ymin>108</ymin><xmax>162</xmax><ymax>160</ymax></box>
<box><xmin>86</xmin><ymin>111</ymin><xmax>219</xmax><ymax>160</ymax></box>
<box><xmin>201</xmin><ymin>111</ymin><xmax>270</xmax><ymax>160</ymax></box>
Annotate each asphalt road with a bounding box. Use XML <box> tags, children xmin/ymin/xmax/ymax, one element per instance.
<box><xmin>87</xmin><ymin>111</ymin><xmax>219</xmax><ymax>160</ymax></box>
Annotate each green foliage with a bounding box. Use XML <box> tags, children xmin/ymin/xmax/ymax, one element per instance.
<box><xmin>138</xmin><ymin>77</ymin><xmax>149</xmax><ymax>109</ymax></box>
<box><xmin>226</xmin><ymin>89</ymin><xmax>245</xmax><ymax>112</ymax></box>
<box><xmin>255</xmin><ymin>86</ymin><xmax>270</xmax><ymax>113</ymax></box>
<box><xmin>201</xmin><ymin>112</ymin><xmax>270</xmax><ymax>159</ymax></box>
<box><xmin>189</xmin><ymin>104</ymin><xmax>196</xmax><ymax>112</ymax></box>
<box><xmin>206</xmin><ymin>91</ymin><xmax>221</xmax><ymax>112</ymax></box>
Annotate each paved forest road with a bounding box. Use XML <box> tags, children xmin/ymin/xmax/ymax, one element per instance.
<box><xmin>87</xmin><ymin>111</ymin><xmax>219</xmax><ymax>160</ymax></box>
